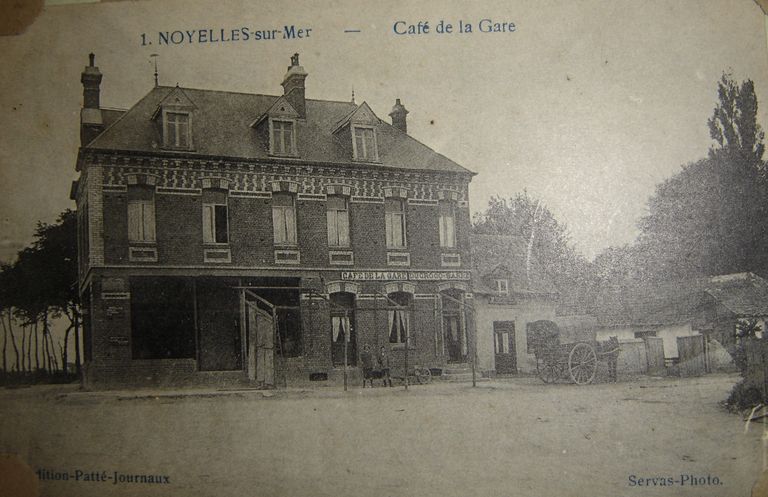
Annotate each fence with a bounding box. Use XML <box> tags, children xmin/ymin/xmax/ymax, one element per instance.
<box><xmin>645</xmin><ymin>336</ymin><xmax>665</xmax><ymax>375</ymax></box>
<box><xmin>677</xmin><ymin>335</ymin><xmax>706</xmax><ymax>377</ymax></box>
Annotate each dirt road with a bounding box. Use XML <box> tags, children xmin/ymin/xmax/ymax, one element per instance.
<box><xmin>0</xmin><ymin>373</ymin><xmax>761</xmax><ymax>497</ymax></box>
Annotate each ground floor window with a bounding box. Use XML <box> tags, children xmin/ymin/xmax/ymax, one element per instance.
<box><xmin>330</xmin><ymin>292</ymin><xmax>356</xmax><ymax>366</ymax></box>
<box><xmin>130</xmin><ymin>277</ymin><xmax>195</xmax><ymax>360</ymax></box>
<box><xmin>388</xmin><ymin>291</ymin><xmax>412</xmax><ymax>345</ymax></box>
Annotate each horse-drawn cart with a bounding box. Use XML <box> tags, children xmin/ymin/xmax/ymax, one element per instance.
<box><xmin>529</xmin><ymin>318</ymin><xmax>620</xmax><ymax>385</ymax></box>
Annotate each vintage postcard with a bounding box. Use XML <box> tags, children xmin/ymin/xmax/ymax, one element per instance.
<box><xmin>1</xmin><ymin>1</ymin><xmax>768</xmax><ymax>496</ymax></box>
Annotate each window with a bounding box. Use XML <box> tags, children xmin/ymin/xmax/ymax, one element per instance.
<box><xmin>164</xmin><ymin>111</ymin><xmax>190</xmax><ymax>149</ymax></box>
<box><xmin>128</xmin><ymin>200</ymin><xmax>156</xmax><ymax>242</ymax></box>
<box><xmin>495</xmin><ymin>331</ymin><xmax>510</xmax><ymax>354</ymax></box>
<box><xmin>330</xmin><ymin>292</ymin><xmax>357</xmax><ymax>366</ymax></box>
<box><xmin>203</xmin><ymin>203</ymin><xmax>228</xmax><ymax>244</ymax></box>
<box><xmin>271</xmin><ymin>119</ymin><xmax>295</xmax><ymax>155</ymax></box>
<box><xmin>327</xmin><ymin>195</ymin><xmax>350</xmax><ymax>247</ymax></box>
<box><xmin>130</xmin><ymin>277</ymin><xmax>195</xmax><ymax>360</ymax></box>
<box><xmin>272</xmin><ymin>193</ymin><xmax>297</xmax><ymax>245</ymax></box>
<box><xmin>388</xmin><ymin>292</ymin><xmax>411</xmax><ymax>345</ymax></box>
<box><xmin>385</xmin><ymin>198</ymin><xmax>407</xmax><ymax>248</ymax></box>
<box><xmin>495</xmin><ymin>279</ymin><xmax>509</xmax><ymax>295</ymax></box>
<box><xmin>353</xmin><ymin>126</ymin><xmax>377</xmax><ymax>161</ymax></box>
<box><xmin>439</xmin><ymin>201</ymin><xmax>456</xmax><ymax>248</ymax></box>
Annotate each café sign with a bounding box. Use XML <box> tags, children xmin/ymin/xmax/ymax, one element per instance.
<box><xmin>340</xmin><ymin>270</ymin><xmax>471</xmax><ymax>281</ymax></box>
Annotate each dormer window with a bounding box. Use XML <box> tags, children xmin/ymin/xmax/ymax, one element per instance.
<box><xmin>164</xmin><ymin>111</ymin><xmax>191</xmax><ymax>149</ymax></box>
<box><xmin>495</xmin><ymin>279</ymin><xmax>509</xmax><ymax>295</ymax></box>
<box><xmin>353</xmin><ymin>125</ymin><xmax>378</xmax><ymax>161</ymax></box>
<box><xmin>270</xmin><ymin>118</ymin><xmax>297</xmax><ymax>156</ymax></box>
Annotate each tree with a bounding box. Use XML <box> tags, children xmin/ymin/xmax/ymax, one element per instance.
<box><xmin>708</xmin><ymin>73</ymin><xmax>765</xmax><ymax>166</ymax></box>
<box><xmin>624</xmin><ymin>73</ymin><xmax>768</xmax><ymax>282</ymax></box>
<box><xmin>473</xmin><ymin>191</ymin><xmax>594</xmax><ymax>310</ymax></box>
<box><xmin>0</xmin><ymin>210</ymin><xmax>79</xmax><ymax>377</ymax></box>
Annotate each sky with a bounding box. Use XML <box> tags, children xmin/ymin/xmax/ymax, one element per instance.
<box><xmin>1</xmin><ymin>0</ymin><xmax>767</xmax><ymax>263</ymax></box>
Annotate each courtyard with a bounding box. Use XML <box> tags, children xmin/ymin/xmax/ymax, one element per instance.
<box><xmin>0</xmin><ymin>373</ymin><xmax>761</xmax><ymax>497</ymax></box>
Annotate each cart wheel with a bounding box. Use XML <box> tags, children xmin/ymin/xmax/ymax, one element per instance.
<box><xmin>415</xmin><ymin>367</ymin><xmax>432</xmax><ymax>384</ymax></box>
<box><xmin>538</xmin><ymin>362</ymin><xmax>559</xmax><ymax>384</ymax></box>
<box><xmin>568</xmin><ymin>342</ymin><xmax>597</xmax><ymax>385</ymax></box>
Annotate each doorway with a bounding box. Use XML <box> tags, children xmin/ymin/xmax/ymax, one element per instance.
<box><xmin>494</xmin><ymin>321</ymin><xmax>517</xmax><ymax>374</ymax></box>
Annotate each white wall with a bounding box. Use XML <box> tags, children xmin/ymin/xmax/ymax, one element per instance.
<box><xmin>657</xmin><ymin>323</ymin><xmax>696</xmax><ymax>358</ymax></box>
<box><xmin>475</xmin><ymin>297</ymin><xmax>557</xmax><ymax>374</ymax></box>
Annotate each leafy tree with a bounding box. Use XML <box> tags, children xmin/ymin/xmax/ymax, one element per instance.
<box><xmin>611</xmin><ymin>73</ymin><xmax>768</xmax><ymax>283</ymax></box>
<box><xmin>473</xmin><ymin>191</ymin><xmax>594</xmax><ymax>311</ymax></box>
<box><xmin>0</xmin><ymin>210</ymin><xmax>79</xmax><ymax>377</ymax></box>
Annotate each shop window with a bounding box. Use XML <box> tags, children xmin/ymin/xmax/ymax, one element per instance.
<box><xmin>388</xmin><ymin>291</ymin><xmax>412</xmax><ymax>345</ymax></box>
<box><xmin>130</xmin><ymin>277</ymin><xmax>195</xmax><ymax>360</ymax></box>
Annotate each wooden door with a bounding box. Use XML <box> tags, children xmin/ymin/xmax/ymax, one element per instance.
<box><xmin>247</xmin><ymin>303</ymin><xmax>275</xmax><ymax>386</ymax></box>
<box><xmin>494</xmin><ymin>321</ymin><xmax>517</xmax><ymax>374</ymax></box>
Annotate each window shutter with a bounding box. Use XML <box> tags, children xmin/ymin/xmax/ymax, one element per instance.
<box><xmin>128</xmin><ymin>201</ymin><xmax>141</xmax><ymax>241</ymax></box>
<box><xmin>272</xmin><ymin>206</ymin><xmax>285</xmax><ymax>244</ymax></box>
<box><xmin>338</xmin><ymin>210</ymin><xmax>350</xmax><ymax>246</ymax></box>
<box><xmin>144</xmin><ymin>201</ymin><xmax>156</xmax><ymax>242</ymax></box>
<box><xmin>203</xmin><ymin>204</ymin><xmax>215</xmax><ymax>243</ymax></box>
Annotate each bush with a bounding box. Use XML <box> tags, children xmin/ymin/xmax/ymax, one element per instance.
<box><xmin>725</xmin><ymin>378</ymin><xmax>764</xmax><ymax>412</ymax></box>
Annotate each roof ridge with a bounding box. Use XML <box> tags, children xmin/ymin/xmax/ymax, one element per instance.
<box><xmin>157</xmin><ymin>85</ymin><xmax>356</xmax><ymax>106</ymax></box>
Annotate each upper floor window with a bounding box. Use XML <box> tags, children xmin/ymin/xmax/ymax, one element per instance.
<box><xmin>127</xmin><ymin>185</ymin><xmax>156</xmax><ymax>243</ymax></box>
<box><xmin>272</xmin><ymin>193</ymin><xmax>297</xmax><ymax>245</ymax></box>
<box><xmin>495</xmin><ymin>279</ymin><xmax>509</xmax><ymax>295</ymax></box>
<box><xmin>270</xmin><ymin>119</ymin><xmax>297</xmax><ymax>156</ymax></box>
<box><xmin>385</xmin><ymin>198</ymin><xmax>407</xmax><ymax>248</ymax></box>
<box><xmin>327</xmin><ymin>195</ymin><xmax>350</xmax><ymax>247</ymax></box>
<box><xmin>202</xmin><ymin>189</ymin><xmax>228</xmax><ymax>244</ymax></box>
<box><xmin>128</xmin><ymin>200</ymin><xmax>156</xmax><ymax>243</ymax></box>
<box><xmin>439</xmin><ymin>201</ymin><xmax>456</xmax><ymax>248</ymax></box>
<box><xmin>353</xmin><ymin>125</ymin><xmax>378</xmax><ymax>161</ymax></box>
<box><xmin>164</xmin><ymin>111</ymin><xmax>191</xmax><ymax>149</ymax></box>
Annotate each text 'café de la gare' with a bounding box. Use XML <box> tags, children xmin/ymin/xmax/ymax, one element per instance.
<box><xmin>72</xmin><ymin>53</ymin><xmax>477</xmax><ymax>388</ymax></box>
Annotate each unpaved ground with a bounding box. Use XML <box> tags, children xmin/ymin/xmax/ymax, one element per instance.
<box><xmin>0</xmin><ymin>374</ymin><xmax>761</xmax><ymax>497</ymax></box>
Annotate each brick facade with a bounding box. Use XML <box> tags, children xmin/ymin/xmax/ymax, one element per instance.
<box><xmin>73</xmin><ymin>54</ymin><xmax>475</xmax><ymax>389</ymax></box>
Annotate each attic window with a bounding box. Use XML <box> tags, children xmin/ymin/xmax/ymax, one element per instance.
<box><xmin>352</xmin><ymin>125</ymin><xmax>378</xmax><ymax>161</ymax></box>
<box><xmin>495</xmin><ymin>279</ymin><xmax>509</xmax><ymax>295</ymax></box>
<box><xmin>270</xmin><ymin>118</ymin><xmax>297</xmax><ymax>156</ymax></box>
<box><xmin>163</xmin><ymin>111</ymin><xmax>191</xmax><ymax>149</ymax></box>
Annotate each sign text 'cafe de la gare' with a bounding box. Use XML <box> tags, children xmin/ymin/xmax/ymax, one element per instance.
<box><xmin>339</xmin><ymin>271</ymin><xmax>472</xmax><ymax>282</ymax></box>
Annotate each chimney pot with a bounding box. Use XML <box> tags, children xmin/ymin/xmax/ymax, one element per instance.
<box><xmin>389</xmin><ymin>98</ymin><xmax>409</xmax><ymax>133</ymax></box>
<box><xmin>89</xmin><ymin>53</ymin><xmax>95</xmax><ymax>66</ymax></box>
<box><xmin>281</xmin><ymin>53</ymin><xmax>308</xmax><ymax>118</ymax></box>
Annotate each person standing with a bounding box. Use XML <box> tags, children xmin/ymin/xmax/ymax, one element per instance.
<box><xmin>378</xmin><ymin>346</ymin><xmax>392</xmax><ymax>387</ymax></box>
<box><xmin>360</xmin><ymin>344</ymin><xmax>375</xmax><ymax>388</ymax></box>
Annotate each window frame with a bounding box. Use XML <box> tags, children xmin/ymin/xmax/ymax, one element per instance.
<box><xmin>272</xmin><ymin>193</ymin><xmax>298</xmax><ymax>246</ymax></box>
<box><xmin>162</xmin><ymin>110</ymin><xmax>192</xmax><ymax>150</ymax></box>
<box><xmin>326</xmin><ymin>195</ymin><xmax>350</xmax><ymax>248</ymax></box>
<box><xmin>495</xmin><ymin>279</ymin><xmax>509</xmax><ymax>295</ymax></box>
<box><xmin>202</xmin><ymin>201</ymin><xmax>229</xmax><ymax>245</ymax></box>
<box><xmin>438</xmin><ymin>200</ymin><xmax>457</xmax><ymax>249</ymax></box>
<box><xmin>352</xmin><ymin>124</ymin><xmax>378</xmax><ymax>161</ymax></box>
<box><xmin>127</xmin><ymin>198</ymin><xmax>156</xmax><ymax>244</ymax></box>
<box><xmin>269</xmin><ymin>118</ymin><xmax>298</xmax><ymax>156</ymax></box>
<box><xmin>385</xmin><ymin>198</ymin><xmax>407</xmax><ymax>249</ymax></box>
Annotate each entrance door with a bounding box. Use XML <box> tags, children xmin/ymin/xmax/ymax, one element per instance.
<box><xmin>494</xmin><ymin>321</ymin><xmax>517</xmax><ymax>374</ymax></box>
<box><xmin>445</xmin><ymin>314</ymin><xmax>466</xmax><ymax>363</ymax></box>
<box><xmin>246</xmin><ymin>302</ymin><xmax>275</xmax><ymax>386</ymax></box>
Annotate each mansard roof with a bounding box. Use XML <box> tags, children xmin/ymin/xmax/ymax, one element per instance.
<box><xmin>86</xmin><ymin>86</ymin><xmax>473</xmax><ymax>175</ymax></box>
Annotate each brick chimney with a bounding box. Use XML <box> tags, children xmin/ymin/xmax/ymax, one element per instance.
<box><xmin>80</xmin><ymin>53</ymin><xmax>103</xmax><ymax>146</ymax></box>
<box><xmin>388</xmin><ymin>98</ymin><xmax>409</xmax><ymax>133</ymax></box>
<box><xmin>281</xmin><ymin>53</ymin><xmax>308</xmax><ymax>119</ymax></box>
